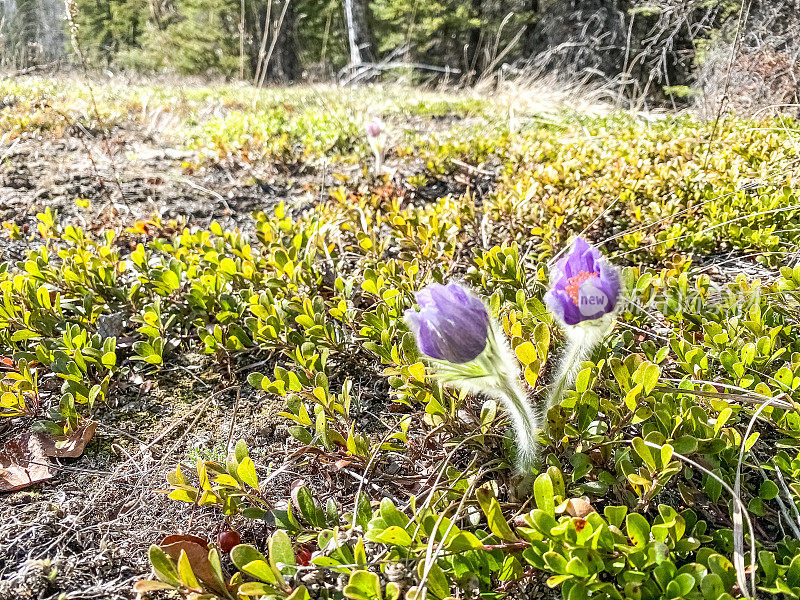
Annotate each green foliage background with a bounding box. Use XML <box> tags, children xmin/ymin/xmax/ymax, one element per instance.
<box><xmin>3</xmin><ymin>0</ymin><xmax>766</xmax><ymax>97</ymax></box>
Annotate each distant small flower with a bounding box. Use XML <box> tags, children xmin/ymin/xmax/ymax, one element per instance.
<box><xmin>365</xmin><ymin>117</ymin><xmax>388</xmax><ymax>176</ymax></box>
<box><xmin>405</xmin><ymin>283</ymin><xmax>489</xmax><ymax>364</ymax></box>
<box><xmin>545</xmin><ymin>237</ymin><xmax>620</xmax><ymax>326</ymax></box>
<box><xmin>365</xmin><ymin>118</ymin><xmax>384</xmax><ymax>139</ymax></box>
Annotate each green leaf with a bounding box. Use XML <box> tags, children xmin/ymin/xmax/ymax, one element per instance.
<box><xmin>380</xmin><ymin>499</ymin><xmax>409</xmax><ymax>528</ymax></box>
<box><xmin>759</xmin><ymin>480</ymin><xmax>779</xmax><ymax>500</ymax></box>
<box><xmin>148</xmin><ymin>545</ymin><xmax>181</xmax><ymax>587</ymax></box>
<box><xmin>700</xmin><ymin>573</ymin><xmax>724</xmax><ymax>599</ymax></box>
<box><xmin>626</xmin><ymin>513</ymin><xmax>651</xmax><ymax>549</ymax></box>
<box><xmin>603</xmin><ymin>506</ymin><xmax>627</xmax><ymax>529</ymax></box>
<box><xmin>565</xmin><ymin>557</ymin><xmax>589</xmax><ymax>578</ymax></box>
<box><xmin>671</xmin><ymin>435</ymin><xmax>698</xmax><ymax>454</ymax></box>
<box><xmin>446</xmin><ymin>531</ymin><xmax>484</xmax><ymax>552</ymax></box>
<box><xmin>343</xmin><ymin>570</ymin><xmax>382</xmax><ymax>600</ymax></box>
<box><xmin>515</xmin><ymin>341</ymin><xmax>537</xmax><ymax>365</ymax></box>
<box><xmin>425</xmin><ymin>561</ymin><xmax>450</xmax><ymax>599</ymax></box>
<box><xmin>247</xmin><ymin>372</ymin><xmax>267</xmax><ymax>389</ymax></box>
<box><xmin>355</xmin><ymin>492</ymin><xmax>372</xmax><ymax>530</ymax></box>
<box><xmin>237</xmin><ymin>456</ymin><xmax>259</xmax><ymax>490</ymax></box>
<box><xmin>786</xmin><ymin>554</ymin><xmax>800</xmax><ymax>587</ymax></box>
<box><xmin>296</xmin><ymin>486</ymin><xmax>324</xmax><ymax>527</ymax></box>
<box><xmin>269</xmin><ymin>530</ymin><xmax>297</xmax><ymax>575</ymax></box>
<box><xmin>534</xmin><ymin>473</ymin><xmax>555</xmax><ymax>518</ymax></box>
<box><xmin>238</xmin><ymin>582</ymin><xmax>278</xmax><ymax>596</ymax></box>
<box><xmin>759</xmin><ymin>551</ymin><xmax>778</xmax><ymax>584</ymax></box>
<box><xmin>286</xmin><ymin>586</ymin><xmax>312</xmax><ymax>600</ymax></box>
<box><xmin>476</xmin><ymin>487</ymin><xmax>517</xmax><ymax>542</ymax></box>
<box><xmin>500</xmin><ymin>555</ymin><xmax>523</xmax><ymax>581</ymax></box>
<box><xmin>230</xmin><ymin>544</ymin><xmax>267</xmax><ymax>570</ymax></box>
<box><xmin>660</xmin><ymin>444</ymin><xmax>674</xmax><ymax>469</ymax></box>
<box><xmin>374</xmin><ymin>526</ymin><xmax>412</xmax><ymax>546</ymax></box>
<box><xmin>385</xmin><ymin>582</ymin><xmax>401</xmax><ymax>600</ymax></box>
<box><xmin>632</xmin><ymin>437</ymin><xmax>657</xmax><ymax>470</ymax></box>
<box><xmin>177</xmin><ymin>550</ymin><xmax>200</xmax><ymax>589</ymax></box>
<box><xmin>168</xmin><ymin>488</ymin><xmax>198</xmax><ymax>503</ymax></box>
<box><xmin>241</xmin><ymin>560</ymin><xmax>277</xmax><ymax>584</ymax></box>
<box><xmin>206</xmin><ymin>548</ymin><xmax>228</xmax><ymax>594</ymax></box>
<box><xmin>543</xmin><ymin>551</ymin><xmax>568</xmax><ymax>574</ymax></box>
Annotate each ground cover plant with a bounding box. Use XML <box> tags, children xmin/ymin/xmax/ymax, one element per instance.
<box><xmin>2</xmin><ymin>77</ymin><xmax>800</xmax><ymax>600</ymax></box>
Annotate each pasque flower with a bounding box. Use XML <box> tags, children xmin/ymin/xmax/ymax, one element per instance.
<box><xmin>365</xmin><ymin>118</ymin><xmax>384</xmax><ymax>139</ymax></box>
<box><xmin>365</xmin><ymin>117</ymin><xmax>388</xmax><ymax>175</ymax></box>
<box><xmin>544</xmin><ymin>237</ymin><xmax>621</xmax><ymax>326</ymax></box>
<box><xmin>545</xmin><ymin>237</ymin><xmax>621</xmax><ymax>416</ymax></box>
<box><xmin>406</xmin><ymin>282</ymin><xmax>540</xmax><ymax>472</ymax></box>
<box><xmin>404</xmin><ymin>283</ymin><xmax>489</xmax><ymax>363</ymax></box>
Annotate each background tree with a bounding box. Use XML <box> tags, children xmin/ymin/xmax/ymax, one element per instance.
<box><xmin>343</xmin><ymin>0</ymin><xmax>373</xmax><ymax>67</ymax></box>
<box><xmin>73</xmin><ymin>0</ymin><xmax>147</xmax><ymax>63</ymax></box>
<box><xmin>251</xmin><ymin>0</ymin><xmax>300</xmax><ymax>84</ymax></box>
<box><xmin>1</xmin><ymin>0</ymin><xmax>66</xmax><ymax>68</ymax></box>
<box><xmin>2</xmin><ymin>0</ymin><xmax>796</xmax><ymax>113</ymax></box>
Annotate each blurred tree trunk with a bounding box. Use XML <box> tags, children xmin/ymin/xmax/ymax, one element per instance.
<box><xmin>343</xmin><ymin>0</ymin><xmax>373</xmax><ymax>66</ymax></box>
<box><xmin>521</xmin><ymin>0</ymin><xmax>540</xmax><ymax>58</ymax></box>
<box><xmin>258</xmin><ymin>0</ymin><xmax>299</xmax><ymax>82</ymax></box>
<box><xmin>466</xmin><ymin>0</ymin><xmax>483</xmax><ymax>82</ymax></box>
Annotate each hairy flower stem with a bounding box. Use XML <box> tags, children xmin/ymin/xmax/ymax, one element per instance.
<box><xmin>481</xmin><ymin>326</ymin><xmax>540</xmax><ymax>473</ymax></box>
<box><xmin>546</xmin><ymin>315</ymin><xmax>615</xmax><ymax>419</ymax></box>
<box><xmin>430</xmin><ymin>322</ymin><xmax>541</xmax><ymax>473</ymax></box>
<box><xmin>494</xmin><ymin>376</ymin><xmax>540</xmax><ymax>473</ymax></box>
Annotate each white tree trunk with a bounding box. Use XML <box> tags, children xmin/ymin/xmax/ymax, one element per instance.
<box><xmin>344</xmin><ymin>0</ymin><xmax>362</xmax><ymax>66</ymax></box>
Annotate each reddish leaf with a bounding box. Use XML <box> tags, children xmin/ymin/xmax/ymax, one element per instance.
<box><xmin>37</xmin><ymin>422</ymin><xmax>97</xmax><ymax>458</ymax></box>
<box><xmin>290</xmin><ymin>478</ymin><xmax>306</xmax><ymax>512</ymax></box>
<box><xmin>160</xmin><ymin>537</ymin><xmax>228</xmax><ymax>596</ymax></box>
<box><xmin>0</xmin><ymin>433</ymin><xmax>55</xmax><ymax>492</ymax></box>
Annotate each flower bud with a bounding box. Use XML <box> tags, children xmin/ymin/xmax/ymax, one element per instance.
<box><xmin>405</xmin><ymin>283</ymin><xmax>489</xmax><ymax>364</ymax></box>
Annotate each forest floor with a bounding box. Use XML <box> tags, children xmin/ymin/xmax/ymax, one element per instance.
<box><xmin>1</xmin><ymin>75</ymin><xmax>800</xmax><ymax>600</ymax></box>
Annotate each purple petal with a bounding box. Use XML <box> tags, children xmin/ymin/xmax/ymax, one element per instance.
<box><xmin>545</xmin><ymin>289</ymin><xmax>583</xmax><ymax>326</ymax></box>
<box><xmin>406</xmin><ymin>282</ymin><xmax>489</xmax><ymax>363</ymax></box>
<box><xmin>417</xmin><ymin>317</ymin><xmax>446</xmax><ymax>359</ymax></box>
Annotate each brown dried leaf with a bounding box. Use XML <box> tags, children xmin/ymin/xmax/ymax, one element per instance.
<box><xmin>132</xmin><ymin>581</ymin><xmax>174</xmax><ymax>593</ymax></box>
<box><xmin>37</xmin><ymin>422</ymin><xmax>97</xmax><ymax>458</ymax></box>
<box><xmin>565</xmin><ymin>498</ymin><xmax>596</xmax><ymax>518</ymax></box>
<box><xmin>161</xmin><ymin>534</ymin><xmax>209</xmax><ymax>549</ymax></box>
<box><xmin>160</xmin><ymin>537</ymin><xmax>227</xmax><ymax>595</ymax></box>
<box><xmin>0</xmin><ymin>433</ymin><xmax>55</xmax><ymax>492</ymax></box>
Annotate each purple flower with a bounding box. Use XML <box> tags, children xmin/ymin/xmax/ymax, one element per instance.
<box><xmin>545</xmin><ymin>237</ymin><xmax>620</xmax><ymax>326</ymax></box>
<box><xmin>365</xmin><ymin>118</ymin><xmax>384</xmax><ymax>139</ymax></box>
<box><xmin>405</xmin><ymin>283</ymin><xmax>489</xmax><ymax>363</ymax></box>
